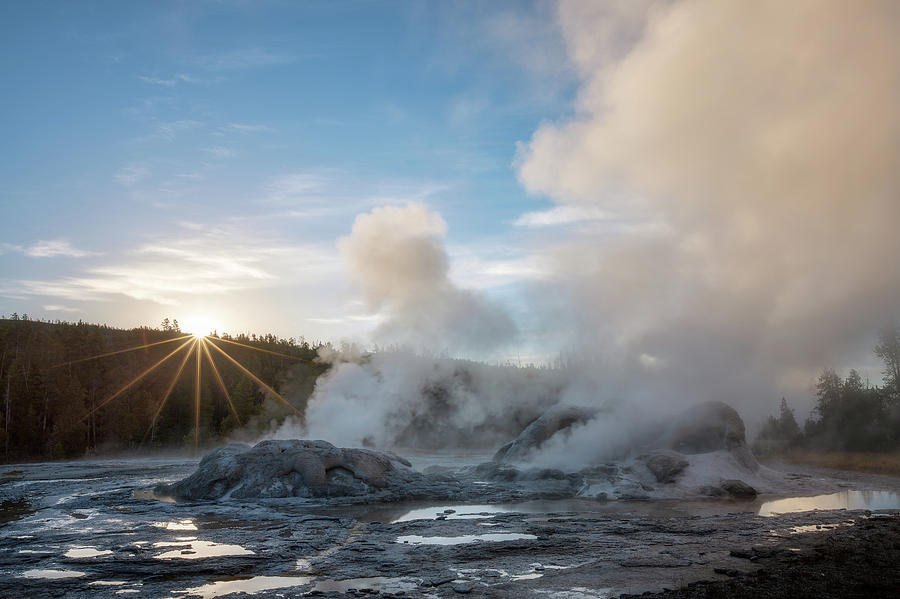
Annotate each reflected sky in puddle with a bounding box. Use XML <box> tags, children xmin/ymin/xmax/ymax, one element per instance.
<box><xmin>787</xmin><ymin>522</ymin><xmax>854</xmax><ymax>534</ymax></box>
<box><xmin>133</xmin><ymin>488</ymin><xmax>176</xmax><ymax>503</ymax></box>
<box><xmin>392</xmin><ymin>504</ymin><xmax>514</xmax><ymax>522</ymax></box>
<box><xmin>65</xmin><ymin>546</ymin><xmax>113</xmax><ymax>558</ymax></box>
<box><xmin>153</xmin><ymin>539</ymin><xmax>254</xmax><ymax>559</ymax></box>
<box><xmin>758</xmin><ymin>491</ymin><xmax>900</xmax><ymax>516</ymax></box>
<box><xmin>153</xmin><ymin>519</ymin><xmax>197</xmax><ymax>531</ymax></box>
<box><xmin>178</xmin><ymin>575</ymin><xmax>312</xmax><ymax>598</ymax></box>
<box><xmin>397</xmin><ymin>532</ymin><xmax>537</xmax><ymax>545</ymax></box>
<box><xmin>21</xmin><ymin>569</ymin><xmax>85</xmax><ymax>579</ymax></box>
<box><xmin>176</xmin><ymin>575</ymin><xmax>417</xmax><ymax>598</ymax></box>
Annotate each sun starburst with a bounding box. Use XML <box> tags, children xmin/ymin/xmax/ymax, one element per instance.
<box><xmin>62</xmin><ymin>326</ymin><xmax>310</xmax><ymax>449</ymax></box>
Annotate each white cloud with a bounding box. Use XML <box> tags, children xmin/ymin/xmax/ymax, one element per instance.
<box><xmin>7</xmin><ymin>224</ymin><xmax>339</xmax><ymax>305</ymax></box>
<box><xmin>198</xmin><ymin>48</ymin><xmax>294</xmax><ymax>71</ymax></box>
<box><xmin>512</xmin><ymin>205</ymin><xmax>610</xmax><ymax>228</ymax></box>
<box><xmin>114</xmin><ymin>163</ymin><xmax>149</xmax><ymax>185</ymax></box>
<box><xmin>137</xmin><ymin>120</ymin><xmax>202</xmax><ymax>142</ymax></box>
<box><xmin>138</xmin><ymin>74</ymin><xmax>212</xmax><ymax>87</ymax></box>
<box><xmin>204</xmin><ymin>145</ymin><xmax>237</xmax><ymax>158</ymax></box>
<box><xmin>43</xmin><ymin>304</ymin><xmax>79</xmax><ymax>313</ymax></box>
<box><xmin>222</xmin><ymin>123</ymin><xmax>271</xmax><ymax>134</ymax></box>
<box><xmin>25</xmin><ymin>240</ymin><xmax>97</xmax><ymax>258</ymax></box>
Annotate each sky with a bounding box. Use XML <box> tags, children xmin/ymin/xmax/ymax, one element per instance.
<box><xmin>2</xmin><ymin>0</ymin><xmax>899</xmax><ymax>416</ymax></box>
<box><xmin>0</xmin><ymin>0</ymin><xmax>573</xmax><ymax>354</ymax></box>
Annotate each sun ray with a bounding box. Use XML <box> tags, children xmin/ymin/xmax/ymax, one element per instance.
<box><xmin>142</xmin><ymin>338</ymin><xmax>198</xmax><ymax>444</ymax></box>
<box><xmin>85</xmin><ymin>337</ymin><xmax>195</xmax><ymax>421</ymax></box>
<box><xmin>53</xmin><ymin>334</ymin><xmax>194</xmax><ymax>369</ymax></box>
<box><xmin>205</xmin><ymin>337</ymin><xmax>302</xmax><ymax>417</ymax></box>
<box><xmin>208</xmin><ymin>336</ymin><xmax>314</xmax><ymax>362</ymax></box>
<box><xmin>200</xmin><ymin>338</ymin><xmax>242</xmax><ymax>427</ymax></box>
<box><xmin>194</xmin><ymin>338</ymin><xmax>202</xmax><ymax>449</ymax></box>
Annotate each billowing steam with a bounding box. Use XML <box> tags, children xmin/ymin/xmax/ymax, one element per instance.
<box><xmin>275</xmin><ymin>1</ymin><xmax>900</xmax><ymax>458</ymax></box>
<box><xmin>273</xmin><ymin>349</ymin><xmax>564</xmax><ymax>449</ymax></box>
<box><xmin>338</xmin><ymin>203</ymin><xmax>516</xmax><ymax>353</ymax></box>
<box><xmin>518</xmin><ymin>0</ymin><xmax>900</xmax><ymax>410</ymax></box>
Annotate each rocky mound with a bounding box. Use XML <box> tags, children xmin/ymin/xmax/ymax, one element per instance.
<box><xmin>491</xmin><ymin>400</ymin><xmax>769</xmax><ymax>499</ymax></box>
<box><xmin>493</xmin><ymin>405</ymin><xmax>599</xmax><ymax>463</ymax></box>
<box><xmin>155</xmin><ymin>439</ymin><xmax>433</xmax><ymax>501</ymax></box>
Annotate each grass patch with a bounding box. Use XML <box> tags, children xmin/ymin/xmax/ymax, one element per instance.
<box><xmin>761</xmin><ymin>450</ymin><xmax>900</xmax><ymax>476</ymax></box>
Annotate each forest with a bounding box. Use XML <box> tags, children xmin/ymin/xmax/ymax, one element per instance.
<box><xmin>756</xmin><ymin>324</ymin><xmax>900</xmax><ymax>454</ymax></box>
<box><xmin>0</xmin><ymin>315</ymin><xmax>328</xmax><ymax>462</ymax></box>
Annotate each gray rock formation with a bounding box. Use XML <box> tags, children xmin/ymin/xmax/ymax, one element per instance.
<box><xmin>663</xmin><ymin>401</ymin><xmax>759</xmax><ymax>471</ymax></box>
<box><xmin>155</xmin><ymin>439</ymin><xmax>428</xmax><ymax>501</ymax></box>
<box><xmin>700</xmin><ymin>479</ymin><xmax>759</xmax><ymax>498</ymax></box>
<box><xmin>642</xmin><ymin>451</ymin><xmax>690</xmax><ymax>484</ymax></box>
<box><xmin>493</xmin><ymin>405</ymin><xmax>599</xmax><ymax>463</ymax></box>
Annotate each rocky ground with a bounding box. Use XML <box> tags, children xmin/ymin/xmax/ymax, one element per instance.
<box><xmin>1</xmin><ymin>456</ymin><xmax>899</xmax><ymax>598</ymax></box>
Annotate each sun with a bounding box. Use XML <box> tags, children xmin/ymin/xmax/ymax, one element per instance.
<box><xmin>58</xmin><ymin>317</ymin><xmax>308</xmax><ymax>449</ymax></box>
<box><xmin>180</xmin><ymin>314</ymin><xmax>221</xmax><ymax>338</ymax></box>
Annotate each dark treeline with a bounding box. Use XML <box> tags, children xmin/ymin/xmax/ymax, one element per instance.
<box><xmin>0</xmin><ymin>315</ymin><xmax>329</xmax><ymax>462</ymax></box>
<box><xmin>756</xmin><ymin>324</ymin><xmax>900</xmax><ymax>453</ymax></box>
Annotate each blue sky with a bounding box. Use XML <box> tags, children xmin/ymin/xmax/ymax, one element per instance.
<box><xmin>0</xmin><ymin>0</ymin><xmax>576</xmax><ymax>351</ymax></box>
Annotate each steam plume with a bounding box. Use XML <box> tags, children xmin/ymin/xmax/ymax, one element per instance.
<box><xmin>517</xmin><ymin>0</ymin><xmax>900</xmax><ymax>411</ymax></box>
<box><xmin>339</xmin><ymin>203</ymin><xmax>516</xmax><ymax>353</ymax></box>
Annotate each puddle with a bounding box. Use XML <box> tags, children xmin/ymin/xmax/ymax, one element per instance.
<box><xmin>21</xmin><ymin>569</ymin><xmax>86</xmax><ymax>579</ymax></box>
<box><xmin>313</xmin><ymin>577</ymin><xmax>418</xmax><ymax>593</ymax></box>
<box><xmin>133</xmin><ymin>488</ymin><xmax>176</xmax><ymax>503</ymax></box>
<box><xmin>153</xmin><ymin>539</ymin><xmax>255</xmax><ymax>559</ymax></box>
<box><xmin>178</xmin><ymin>575</ymin><xmax>312</xmax><ymax>598</ymax></box>
<box><xmin>397</xmin><ymin>532</ymin><xmax>538</xmax><ymax>545</ymax></box>
<box><xmin>391</xmin><ymin>504</ymin><xmax>516</xmax><ymax>522</ymax></box>
<box><xmin>65</xmin><ymin>546</ymin><xmax>114</xmax><ymax>558</ymax></box>
<box><xmin>787</xmin><ymin>522</ymin><xmax>854</xmax><ymax>534</ymax></box>
<box><xmin>758</xmin><ymin>491</ymin><xmax>900</xmax><ymax>516</ymax></box>
<box><xmin>153</xmin><ymin>519</ymin><xmax>198</xmax><ymax>531</ymax></box>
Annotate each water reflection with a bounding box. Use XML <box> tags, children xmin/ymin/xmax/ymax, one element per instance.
<box><xmin>153</xmin><ymin>539</ymin><xmax>254</xmax><ymax>559</ymax></box>
<box><xmin>179</xmin><ymin>575</ymin><xmax>311</xmax><ymax>598</ymax></box>
<box><xmin>21</xmin><ymin>569</ymin><xmax>85</xmax><ymax>579</ymax></box>
<box><xmin>312</xmin><ymin>577</ymin><xmax>418</xmax><ymax>593</ymax></box>
<box><xmin>65</xmin><ymin>546</ymin><xmax>113</xmax><ymax>558</ymax></box>
<box><xmin>152</xmin><ymin>519</ymin><xmax>197</xmax><ymax>531</ymax></box>
<box><xmin>397</xmin><ymin>532</ymin><xmax>537</xmax><ymax>545</ymax></box>
<box><xmin>392</xmin><ymin>504</ymin><xmax>514</xmax><ymax>522</ymax></box>
<box><xmin>758</xmin><ymin>490</ymin><xmax>900</xmax><ymax>516</ymax></box>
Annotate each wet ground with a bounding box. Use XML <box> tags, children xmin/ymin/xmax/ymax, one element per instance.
<box><xmin>1</xmin><ymin>455</ymin><xmax>898</xmax><ymax>598</ymax></box>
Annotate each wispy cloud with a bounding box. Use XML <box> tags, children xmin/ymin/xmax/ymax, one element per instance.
<box><xmin>4</xmin><ymin>224</ymin><xmax>338</xmax><ymax>305</ymax></box>
<box><xmin>137</xmin><ymin>119</ymin><xmax>202</xmax><ymax>142</ymax></box>
<box><xmin>204</xmin><ymin>145</ymin><xmax>237</xmax><ymax>158</ymax></box>
<box><xmin>512</xmin><ymin>205</ymin><xmax>610</xmax><ymax>228</ymax></box>
<box><xmin>138</xmin><ymin>73</ymin><xmax>217</xmax><ymax>87</ymax></box>
<box><xmin>114</xmin><ymin>163</ymin><xmax>149</xmax><ymax>185</ymax></box>
<box><xmin>43</xmin><ymin>304</ymin><xmax>79</xmax><ymax>313</ymax></box>
<box><xmin>24</xmin><ymin>240</ymin><xmax>98</xmax><ymax>258</ymax></box>
<box><xmin>197</xmin><ymin>48</ymin><xmax>294</xmax><ymax>71</ymax></box>
<box><xmin>221</xmin><ymin>123</ymin><xmax>271</xmax><ymax>134</ymax></box>
<box><xmin>449</xmin><ymin>246</ymin><xmax>547</xmax><ymax>290</ymax></box>
<box><xmin>263</xmin><ymin>173</ymin><xmax>330</xmax><ymax>203</ymax></box>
